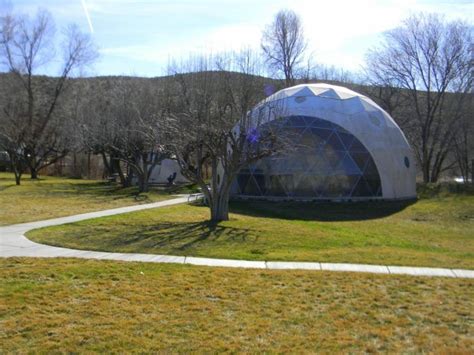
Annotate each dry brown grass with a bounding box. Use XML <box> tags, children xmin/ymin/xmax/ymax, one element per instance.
<box><xmin>1</xmin><ymin>258</ymin><xmax>473</xmax><ymax>353</ymax></box>
<box><xmin>0</xmin><ymin>173</ymin><xmax>174</xmax><ymax>225</ymax></box>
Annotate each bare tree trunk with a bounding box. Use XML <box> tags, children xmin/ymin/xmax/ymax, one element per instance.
<box><xmin>30</xmin><ymin>167</ymin><xmax>38</xmax><ymax>179</ymax></box>
<box><xmin>11</xmin><ymin>162</ymin><xmax>22</xmax><ymax>185</ymax></box>
<box><xmin>101</xmin><ymin>152</ymin><xmax>111</xmax><ymax>179</ymax></box>
<box><xmin>471</xmin><ymin>159</ymin><xmax>474</xmax><ymax>185</ymax></box>
<box><xmin>137</xmin><ymin>175</ymin><xmax>149</xmax><ymax>193</ymax></box>
<box><xmin>135</xmin><ymin>161</ymin><xmax>149</xmax><ymax>193</ymax></box>
<box><xmin>125</xmin><ymin>163</ymin><xmax>133</xmax><ymax>187</ymax></box>
<box><xmin>14</xmin><ymin>172</ymin><xmax>21</xmax><ymax>185</ymax></box>
<box><xmin>210</xmin><ymin>192</ymin><xmax>230</xmax><ymax>222</ymax></box>
<box><xmin>142</xmin><ymin>178</ymin><xmax>149</xmax><ymax>193</ymax></box>
<box><xmin>7</xmin><ymin>151</ymin><xmax>24</xmax><ymax>185</ymax></box>
<box><xmin>72</xmin><ymin>151</ymin><xmax>78</xmax><ymax>178</ymax></box>
<box><xmin>209</xmin><ymin>177</ymin><xmax>231</xmax><ymax>222</ymax></box>
<box><xmin>113</xmin><ymin>158</ymin><xmax>128</xmax><ymax>187</ymax></box>
<box><xmin>86</xmin><ymin>152</ymin><xmax>91</xmax><ymax>179</ymax></box>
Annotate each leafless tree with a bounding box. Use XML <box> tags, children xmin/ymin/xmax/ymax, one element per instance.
<box><xmin>0</xmin><ymin>9</ymin><xmax>97</xmax><ymax>182</ymax></box>
<box><xmin>0</xmin><ymin>73</ymin><xmax>25</xmax><ymax>184</ymax></box>
<box><xmin>261</xmin><ymin>9</ymin><xmax>307</xmax><ymax>87</ymax></box>
<box><xmin>365</xmin><ymin>13</ymin><xmax>472</xmax><ymax>183</ymax></box>
<box><xmin>75</xmin><ymin>78</ymin><xmax>125</xmax><ymax>183</ymax></box>
<box><xmin>451</xmin><ymin>94</ymin><xmax>473</xmax><ymax>182</ymax></box>
<box><xmin>164</xmin><ymin>51</ymin><xmax>289</xmax><ymax>222</ymax></box>
<box><xmin>311</xmin><ymin>64</ymin><xmax>360</xmax><ymax>85</ymax></box>
<box><xmin>79</xmin><ymin>78</ymin><xmax>169</xmax><ymax>192</ymax></box>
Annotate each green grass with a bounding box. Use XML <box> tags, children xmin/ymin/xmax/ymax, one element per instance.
<box><xmin>27</xmin><ymin>193</ymin><xmax>474</xmax><ymax>269</ymax></box>
<box><xmin>0</xmin><ymin>172</ymin><xmax>182</xmax><ymax>225</ymax></box>
<box><xmin>1</xmin><ymin>258</ymin><xmax>472</xmax><ymax>352</ymax></box>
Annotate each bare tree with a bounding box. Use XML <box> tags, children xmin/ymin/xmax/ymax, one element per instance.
<box><xmin>452</xmin><ymin>94</ymin><xmax>473</xmax><ymax>182</ymax></box>
<box><xmin>79</xmin><ymin>78</ymin><xmax>169</xmax><ymax>192</ymax></box>
<box><xmin>0</xmin><ymin>9</ymin><xmax>97</xmax><ymax>181</ymax></box>
<box><xmin>365</xmin><ymin>13</ymin><xmax>472</xmax><ymax>183</ymax></box>
<box><xmin>165</xmin><ymin>52</ymin><xmax>288</xmax><ymax>222</ymax></box>
<box><xmin>311</xmin><ymin>64</ymin><xmax>359</xmax><ymax>85</ymax></box>
<box><xmin>0</xmin><ymin>73</ymin><xmax>25</xmax><ymax>184</ymax></box>
<box><xmin>261</xmin><ymin>9</ymin><xmax>307</xmax><ymax>87</ymax></box>
<box><xmin>75</xmin><ymin>78</ymin><xmax>126</xmax><ymax>184</ymax></box>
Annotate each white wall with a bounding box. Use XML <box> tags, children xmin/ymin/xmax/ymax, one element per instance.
<box><xmin>149</xmin><ymin>159</ymin><xmax>188</xmax><ymax>184</ymax></box>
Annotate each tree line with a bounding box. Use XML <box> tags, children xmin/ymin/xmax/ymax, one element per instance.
<box><xmin>0</xmin><ymin>8</ymin><xmax>472</xmax><ymax>221</ymax></box>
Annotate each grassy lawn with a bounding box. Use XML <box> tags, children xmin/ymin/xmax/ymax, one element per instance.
<box><xmin>27</xmin><ymin>191</ymin><xmax>474</xmax><ymax>269</ymax></box>
<box><xmin>1</xmin><ymin>258</ymin><xmax>472</xmax><ymax>352</ymax></box>
<box><xmin>0</xmin><ymin>172</ymin><xmax>182</xmax><ymax>225</ymax></box>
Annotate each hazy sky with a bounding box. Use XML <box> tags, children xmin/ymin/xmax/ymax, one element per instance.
<box><xmin>3</xmin><ymin>0</ymin><xmax>473</xmax><ymax>77</ymax></box>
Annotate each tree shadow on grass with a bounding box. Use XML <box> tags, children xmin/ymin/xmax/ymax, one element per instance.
<box><xmin>107</xmin><ymin>221</ymin><xmax>256</xmax><ymax>252</ymax></box>
<box><xmin>0</xmin><ymin>184</ymin><xmax>15</xmax><ymax>192</ymax></box>
<box><xmin>228</xmin><ymin>199</ymin><xmax>417</xmax><ymax>222</ymax></box>
<box><xmin>37</xmin><ymin>181</ymin><xmax>154</xmax><ymax>202</ymax></box>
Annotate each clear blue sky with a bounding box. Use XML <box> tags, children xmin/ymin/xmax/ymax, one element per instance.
<box><xmin>2</xmin><ymin>0</ymin><xmax>473</xmax><ymax>77</ymax></box>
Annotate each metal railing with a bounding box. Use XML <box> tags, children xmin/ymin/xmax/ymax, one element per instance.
<box><xmin>187</xmin><ymin>193</ymin><xmax>204</xmax><ymax>203</ymax></box>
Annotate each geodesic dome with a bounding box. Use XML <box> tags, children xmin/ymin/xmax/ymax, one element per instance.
<box><xmin>230</xmin><ymin>83</ymin><xmax>416</xmax><ymax>200</ymax></box>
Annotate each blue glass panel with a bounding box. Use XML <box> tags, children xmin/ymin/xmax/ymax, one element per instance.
<box><xmin>247</xmin><ymin>162</ymin><xmax>258</xmax><ymax>173</ymax></box>
<box><xmin>310</xmin><ymin>128</ymin><xmax>333</xmax><ymax>143</ymax></box>
<box><xmin>312</xmin><ymin>175</ymin><xmax>327</xmax><ymax>196</ymax></box>
<box><xmin>365</xmin><ymin>177</ymin><xmax>381</xmax><ymax>196</ymax></box>
<box><xmin>237</xmin><ymin>174</ymin><xmax>250</xmax><ymax>194</ymax></box>
<box><xmin>323</xmin><ymin>175</ymin><xmax>352</xmax><ymax>197</ymax></box>
<box><xmin>311</xmin><ymin>118</ymin><xmax>333</xmax><ymax>129</ymax></box>
<box><xmin>363</xmin><ymin>159</ymin><xmax>379</xmax><ymax>178</ymax></box>
<box><xmin>339</xmin><ymin>154</ymin><xmax>362</xmax><ymax>175</ymax></box>
<box><xmin>288</xmin><ymin>116</ymin><xmax>306</xmax><ymax>127</ymax></box>
<box><xmin>351</xmin><ymin>177</ymin><xmax>373</xmax><ymax>197</ymax></box>
<box><xmin>349</xmin><ymin>139</ymin><xmax>367</xmax><ymax>152</ymax></box>
<box><xmin>293</xmin><ymin>174</ymin><xmax>316</xmax><ymax>197</ymax></box>
<box><xmin>278</xmin><ymin>175</ymin><xmax>294</xmax><ymax>195</ymax></box>
<box><xmin>243</xmin><ymin>175</ymin><xmax>262</xmax><ymax>195</ymax></box>
<box><xmin>338</xmin><ymin>132</ymin><xmax>355</xmax><ymax>150</ymax></box>
<box><xmin>265</xmin><ymin>175</ymin><xmax>288</xmax><ymax>196</ymax></box>
<box><xmin>303</xmin><ymin>116</ymin><xmax>316</xmax><ymax>126</ymax></box>
<box><xmin>252</xmin><ymin>173</ymin><xmax>266</xmax><ymax>195</ymax></box>
<box><xmin>298</xmin><ymin>129</ymin><xmax>318</xmax><ymax>149</ymax></box>
<box><xmin>334</xmin><ymin>125</ymin><xmax>350</xmax><ymax>134</ymax></box>
<box><xmin>349</xmin><ymin>151</ymin><xmax>370</xmax><ymax>171</ymax></box>
<box><xmin>324</xmin><ymin>149</ymin><xmax>346</xmax><ymax>170</ymax></box>
<box><xmin>326</xmin><ymin>131</ymin><xmax>346</xmax><ymax>151</ymax></box>
<box><xmin>233</xmin><ymin>115</ymin><xmax>382</xmax><ymax>199</ymax></box>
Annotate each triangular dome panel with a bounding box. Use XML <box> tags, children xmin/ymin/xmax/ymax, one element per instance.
<box><xmin>318</xmin><ymin>88</ymin><xmax>341</xmax><ymax>99</ymax></box>
<box><xmin>293</xmin><ymin>86</ymin><xmax>318</xmax><ymax>98</ymax></box>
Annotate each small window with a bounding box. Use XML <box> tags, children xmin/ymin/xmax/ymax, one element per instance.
<box><xmin>295</xmin><ymin>96</ymin><xmax>306</xmax><ymax>103</ymax></box>
<box><xmin>369</xmin><ymin>113</ymin><xmax>381</xmax><ymax>126</ymax></box>
<box><xmin>217</xmin><ymin>174</ymin><xmax>220</xmax><ymax>184</ymax></box>
<box><xmin>404</xmin><ymin>156</ymin><xmax>410</xmax><ymax>168</ymax></box>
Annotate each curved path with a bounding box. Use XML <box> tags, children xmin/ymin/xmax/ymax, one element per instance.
<box><xmin>1</xmin><ymin>195</ymin><xmax>473</xmax><ymax>279</ymax></box>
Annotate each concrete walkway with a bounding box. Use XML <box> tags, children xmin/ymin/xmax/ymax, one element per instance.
<box><xmin>1</xmin><ymin>195</ymin><xmax>473</xmax><ymax>279</ymax></box>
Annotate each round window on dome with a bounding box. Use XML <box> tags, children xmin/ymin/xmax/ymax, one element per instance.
<box><xmin>294</xmin><ymin>96</ymin><xmax>306</xmax><ymax>103</ymax></box>
<box><xmin>369</xmin><ymin>113</ymin><xmax>381</xmax><ymax>126</ymax></box>
<box><xmin>404</xmin><ymin>156</ymin><xmax>410</xmax><ymax>168</ymax></box>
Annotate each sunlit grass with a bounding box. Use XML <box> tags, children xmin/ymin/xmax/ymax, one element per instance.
<box><xmin>28</xmin><ymin>193</ymin><xmax>474</xmax><ymax>268</ymax></box>
<box><xmin>0</xmin><ymin>172</ymin><xmax>176</xmax><ymax>225</ymax></box>
<box><xmin>1</xmin><ymin>258</ymin><xmax>472</xmax><ymax>352</ymax></box>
